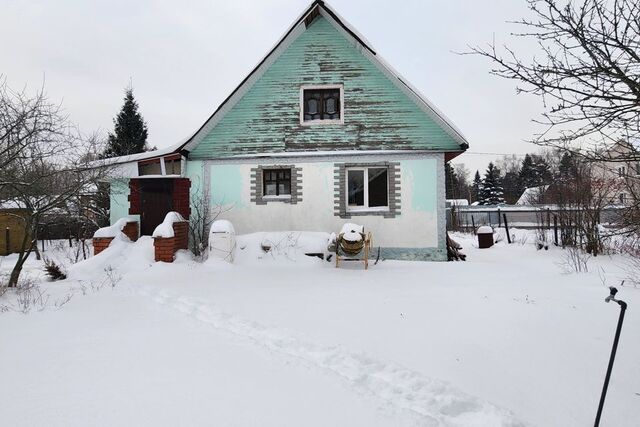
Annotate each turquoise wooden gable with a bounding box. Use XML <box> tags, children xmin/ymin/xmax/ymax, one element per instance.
<box><xmin>188</xmin><ymin>4</ymin><xmax>467</xmax><ymax>160</ymax></box>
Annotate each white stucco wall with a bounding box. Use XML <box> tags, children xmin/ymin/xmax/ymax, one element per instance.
<box><xmin>195</xmin><ymin>153</ymin><xmax>445</xmax><ymax>254</ymax></box>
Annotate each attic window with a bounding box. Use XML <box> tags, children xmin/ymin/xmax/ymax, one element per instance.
<box><xmin>300</xmin><ymin>85</ymin><xmax>343</xmax><ymax>124</ymax></box>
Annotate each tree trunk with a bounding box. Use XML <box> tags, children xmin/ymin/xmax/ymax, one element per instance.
<box><xmin>8</xmin><ymin>247</ymin><xmax>32</xmax><ymax>287</ymax></box>
<box><xmin>8</xmin><ymin>222</ymin><xmax>37</xmax><ymax>287</ymax></box>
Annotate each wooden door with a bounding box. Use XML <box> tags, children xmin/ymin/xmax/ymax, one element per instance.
<box><xmin>140</xmin><ymin>179</ymin><xmax>173</xmax><ymax>236</ymax></box>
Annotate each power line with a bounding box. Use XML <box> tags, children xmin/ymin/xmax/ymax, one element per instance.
<box><xmin>463</xmin><ymin>151</ymin><xmax>529</xmax><ymax>156</ymax></box>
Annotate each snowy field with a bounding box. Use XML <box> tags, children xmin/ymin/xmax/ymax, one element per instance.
<box><xmin>1</xmin><ymin>231</ymin><xmax>639</xmax><ymax>426</ymax></box>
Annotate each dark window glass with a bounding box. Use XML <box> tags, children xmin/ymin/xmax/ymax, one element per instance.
<box><xmin>368</xmin><ymin>168</ymin><xmax>388</xmax><ymax>207</ymax></box>
<box><xmin>263</xmin><ymin>169</ymin><xmax>291</xmax><ymax>196</ymax></box>
<box><xmin>303</xmin><ymin>88</ymin><xmax>341</xmax><ymax>121</ymax></box>
<box><xmin>347</xmin><ymin>170</ymin><xmax>365</xmax><ymax>206</ymax></box>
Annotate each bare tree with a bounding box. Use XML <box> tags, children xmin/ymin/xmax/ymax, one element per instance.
<box><xmin>0</xmin><ymin>80</ymin><xmax>111</xmax><ymax>287</ymax></box>
<box><xmin>188</xmin><ymin>179</ymin><xmax>233</xmax><ymax>259</ymax></box>
<box><xmin>467</xmin><ymin>0</ymin><xmax>640</xmax><ymax>151</ymax></box>
<box><xmin>467</xmin><ymin>0</ymin><xmax>640</xmax><ymax>234</ymax></box>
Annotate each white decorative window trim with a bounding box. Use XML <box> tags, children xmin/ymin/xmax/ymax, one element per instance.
<box><xmin>299</xmin><ymin>84</ymin><xmax>344</xmax><ymax>126</ymax></box>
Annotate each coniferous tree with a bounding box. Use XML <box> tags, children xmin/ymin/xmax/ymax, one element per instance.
<box><xmin>103</xmin><ymin>87</ymin><xmax>149</xmax><ymax>158</ymax></box>
<box><xmin>518</xmin><ymin>154</ymin><xmax>537</xmax><ymax>190</ymax></box>
<box><xmin>532</xmin><ymin>155</ymin><xmax>552</xmax><ymax>184</ymax></box>
<box><xmin>479</xmin><ymin>162</ymin><xmax>505</xmax><ymax>205</ymax></box>
<box><xmin>445</xmin><ymin>162</ymin><xmax>459</xmax><ymax>199</ymax></box>
<box><xmin>471</xmin><ymin>170</ymin><xmax>482</xmax><ymax>203</ymax></box>
<box><xmin>558</xmin><ymin>152</ymin><xmax>578</xmax><ymax>181</ymax></box>
<box><xmin>502</xmin><ymin>170</ymin><xmax>520</xmax><ymax>204</ymax></box>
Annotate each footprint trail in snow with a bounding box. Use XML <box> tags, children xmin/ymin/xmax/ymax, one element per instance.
<box><xmin>138</xmin><ymin>286</ymin><xmax>526</xmax><ymax>427</ymax></box>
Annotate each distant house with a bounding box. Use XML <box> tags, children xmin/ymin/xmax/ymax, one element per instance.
<box><xmin>101</xmin><ymin>0</ymin><xmax>468</xmax><ymax>261</ymax></box>
<box><xmin>516</xmin><ymin>186</ymin><xmax>550</xmax><ymax>206</ymax></box>
<box><xmin>596</xmin><ymin>140</ymin><xmax>640</xmax><ymax>206</ymax></box>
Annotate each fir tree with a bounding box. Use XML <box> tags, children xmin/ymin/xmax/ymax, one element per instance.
<box><xmin>518</xmin><ymin>154</ymin><xmax>537</xmax><ymax>190</ymax></box>
<box><xmin>471</xmin><ymin>170</ymin><xmax>482</xmax><ymax>203</ymax></box>
<box><xmin>518</xmin><ymin>154</ymin><xmax>551</xmax><ymax>191</ymax></box>
<box><xmin>532</xmin><ymin>155</ymin><xmax>552</xmax><ymax>184</ymax></box>
<box><xmin>558</xmin><ymin>152</ymin><xmax>577</xmax><ymax>180</ymax></box>
<box><xmin>103</xmin><ymin>87</ymin><xmax>149</xmax><ymax>158</ymax></box>
<box><xmin>445</xmin><ymin>162</ymin><xmax>459</xmax><ymax>199</ymax></box>
<box><xmin>479</xmin><ymin>162</ymin><xmax>505</xmax><ymax>205</ymax></box>
<box><xmin>502</xmin><ymin>170</ymin><xmax>520</xmax><ymax>204</ymax></box>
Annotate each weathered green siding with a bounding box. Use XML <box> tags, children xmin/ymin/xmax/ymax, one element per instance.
<box><xmin>109</xmin><ymin>179</ymin><xmax>139</xmax><ymax>224</ymax></box>
<box><xmin>190</xmin><ymin>16</ymin><xmax>461</xmax><ymax>159</ymax></box>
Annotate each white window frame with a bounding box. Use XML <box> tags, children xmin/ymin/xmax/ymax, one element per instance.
<box><xmin>345</xmin><ymin>167</ymin><xmax>389</xmax><ymax>212</ymax></box>
<box><xmin>299</xmin><ymin>84</ymin><xmax>344</xmax><ymax>126</ymax></box>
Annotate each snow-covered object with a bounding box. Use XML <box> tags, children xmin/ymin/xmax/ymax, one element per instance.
<box><xmin>446</xmin><ymin>199</ymin><xmax>469</xmax><ymax>207</ymax></box>
<box><xmin>340</xmin><ymin>223</ymin><xmax>364</xmax><ymax>234</ymax></box>
<box><xmin>477</xmin><ymin>226</ymin><xmax>493</xmax><ymax>234</ymax></box>
<box><xmin>342</xmin><ymin>230</ymin><xmax>363</xmax><ymax>243</ymax></box>
<box><xmin>210</xmin><ymin>219</ymin><xmax>235</xmax><ymax>234</ymax></box>
<box><xmin>94</xmin><ymin>218</ymin><xmax>132</xmax><ymax>239</ymax></box>
<box><xmin>516</xmin><ymin>185</ymin><xmax>549</xmax><ymax>205</ymax></box>
<box><xmin>339</xmin><ymin>223</ymin><xmax>364</xmax><ymax>243</ymax></box>
<box><xmin>209</xmin><ymin>220</ymin><xmax>236</xmax><ymax>263</ymax></box>
<box><xmin>152</xmin><ymin>212</ymin><xmax>185</xmax><ymax>238</ymax></box>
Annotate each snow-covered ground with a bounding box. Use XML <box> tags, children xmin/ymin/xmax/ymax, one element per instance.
<box><xmin>1</xmin><ymin>231</ymin><xmax>639</xmax><ymax>426</ymax></box>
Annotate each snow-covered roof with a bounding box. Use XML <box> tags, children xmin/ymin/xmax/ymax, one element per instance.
<box><xmin>516</xmin><ymin>185</ymin><xmax>549</xmax><ymax>206</ymax></box>
<box><xmin>446</xmin><ymin>199</ymin><xmax>469</xmax><ymax>207</ymax></box>
<box><xmin>181</xmin><ymin>0</ymin><xmax>469</xmax><ymax>154</ymax></box>
<box><xmin>91</xmin><ymin>135</ymin><xmax>192</xmax><ymax>167</ymax></box>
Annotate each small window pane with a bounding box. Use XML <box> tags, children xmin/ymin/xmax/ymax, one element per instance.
<box><xmin>265</xmin><ymin>182</ymin><xmax>277</xmax><ymax>196</ymax></box>
<box><xmin>307</xmin><ymin>98</ymin><xmax>318</xmax><ymax>115</ymax></box>
<box><xmin>303</xmin><ymin>88</ymin><xmax>341</xmax><ymax>122</ymax></box>
<box><xmin>263</xmin><ymin>168</ymin><xmax>292</xmax><ymax>196</ymax></box>
<box><xmin>368</xmin><ymin>168</ymin><xmax>388</xmax><ymax>207</ymax></box>
<box><xmin>347</xmin><ymin>170</ymin><xmax>365</xmax><ymax>206</ymax></box>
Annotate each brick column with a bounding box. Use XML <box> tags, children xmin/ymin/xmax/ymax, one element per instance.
<box><xmin>122</xmin><ymin>221</ymin><xmax>139</xmax><ymax>242</ymax></box>
<box><xmin>153</xmin><ymin>220</ymin><xmax>189</xmax><ymax>263</ymax></box>
<box><xmin>93</xmin><ymin>237</ymin><xmax>114</xmax><ymax>255</ymax></box>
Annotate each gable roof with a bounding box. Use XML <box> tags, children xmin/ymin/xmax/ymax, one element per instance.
<box><xmin>181</xmin><ymin>0</ymin><xmax>468</xmax><ymax>155</ymax></box>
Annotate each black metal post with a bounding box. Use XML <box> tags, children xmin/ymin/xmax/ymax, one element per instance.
<box><xmin>503</xmin><ymin>214</ymin><xmax>511</xmax><ymax>244</ymax></box>
<box><xmin>594</xmin><ymin>287</ymin><xmax>628</xmax><ymax>427</ymax></box>
<box><xmin>5</xmin><ymin>227</ymin><xmax>9</xmax><ymax>254</ymax></box>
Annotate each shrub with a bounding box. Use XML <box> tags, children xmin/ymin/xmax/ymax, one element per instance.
<box><xmin>43</xmin><ymin>259</ymin><xmax>67</xmax><ymax>281</ymax></box>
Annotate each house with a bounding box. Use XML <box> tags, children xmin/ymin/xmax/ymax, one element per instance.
<box><xmin>103</xmin><ymin>0</ymin><xmax>468</xmax><ymax>261</ymax></box>
<box><xmin>596</xmin><ymin>140</ymin><xmax>640</xmax><ymax>206</ymax></box>
<box><xmin>516</xmin><ymin>185</ymin><xmax>550</xmax><ymax>206</ymax></box>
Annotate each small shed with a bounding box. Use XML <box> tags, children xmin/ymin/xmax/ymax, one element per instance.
<box><xmin>0</xmin><ymin>206</ymin><xmax>30</xmax><ymax>256</ymax></box>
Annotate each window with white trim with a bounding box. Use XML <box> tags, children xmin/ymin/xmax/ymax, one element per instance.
<box><xmin>346</xmin><ymin>167</ymin><xmax>389</xmax><ymax>211</ymax></box>
<box><xmin>300</xmin><ymin>85</ymin><xmax>343</xmax><ymax>124</ymax></box>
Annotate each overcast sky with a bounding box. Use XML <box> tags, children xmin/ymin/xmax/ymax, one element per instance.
<box><xmin>1</xmin><ymin>0</ymin><xmax>547</xmax><ymax>175</ymax></box>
